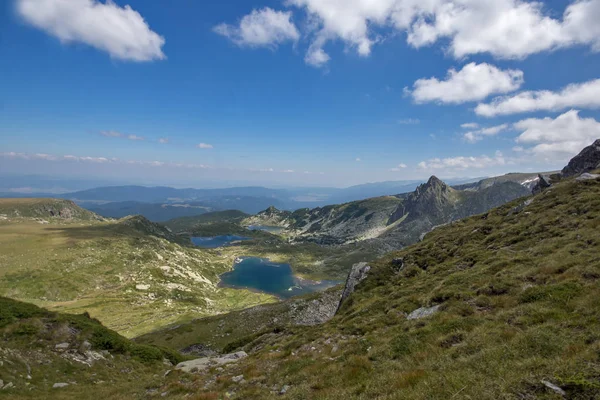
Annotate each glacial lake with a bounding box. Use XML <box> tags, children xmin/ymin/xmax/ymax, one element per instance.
<box><xmin>219</xmin><ymin>257</ymin><xmax>339</xmax><ymax>299</ymax></box>
<box><xmin>247</xmin><ymin>225</ymin><xmax>285</xmax><ymax>234</ymax></box>
<box><xmin>191</xmin><ymin>235</ymin><xmax>250</xmax><ymax>249</ymax></box>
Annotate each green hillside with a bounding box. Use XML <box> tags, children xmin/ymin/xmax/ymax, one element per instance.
<box><xmin>154</xmin><ymin>174</ymin><xmax>600</xmax><ymax>399</ymax></box>
<box><xmin>0</xmin><ymin>200</ymin><xmax>275</xmax><ymax>338</ymax></box>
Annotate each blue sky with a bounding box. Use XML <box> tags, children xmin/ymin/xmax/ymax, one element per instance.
<box><xmin>1</xmin><ymin>0</ymin><xmax>600</xmax><ymax>188</ymax></box>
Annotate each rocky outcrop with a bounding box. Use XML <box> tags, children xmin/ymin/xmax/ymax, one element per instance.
<box><xmin>175</xmin><ymin>351</ymin><xmax>248</xmax><ymax>373</ymax></box>
<box><xmin>337</xmin><ymin>262</ymin><xmax>371</xmax><ymax>312</ymax></box>
<box><xmin>532</xmin><ymin>174</ymin><xmax>553</xmax><ymax>194</ymax></box>
<box><xmin>561</xmin><ymin>139</ymin><xmax>600</xmax><ymax>177</ymax></box>
<box><xmin>288</xmin><ymin>288</ymin><xmax>343</xmax><ymax>325</ymax></box>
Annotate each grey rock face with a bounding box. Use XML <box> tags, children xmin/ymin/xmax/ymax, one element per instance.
<box><xmin>562</xmin><ymin>139</ymin><xmax>600</xmax><ymax>177</ymax></box>
<box><xmin>407</xmin><ymin>305</ymin><xmax>441</xmax><ymax>320</ymax></box>
<box><xmin>288</xmin><ymin>289</ymin><xmax>343</xmax><ymax>326</ymax></box>
<box><xmin>337</xmin><ymin>262</ymin><xmax>371</xmax><ymax>312</ymax></box>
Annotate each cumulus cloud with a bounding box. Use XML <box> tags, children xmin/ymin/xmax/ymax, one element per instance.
<box><xmin>461</xmin><ymin>123</ymin><xmax>479</xmax><ymax>129</ymax></box>
<box><xmin>475</xmin><ymin>79</ymin><xmax>600</xmax><ymax>117</ymax></box>
<box><xmin>214</xmin><ymin>8</ymin><xmax>299</xmax><ymax>48</ymax></box>
<box><xmin>283</xmin><ymin>0</ymin><xmax>600</xmax><ymax>66</ymax></box>
<box><xmin>513</xmin><ymin>110</ymin><xmax>600</xmax><ymax>160</ymax></box>
<box><xmin>409</xmin><ymin>63</ymin><xmax>524</xmax><ymax>104</ymax></box>
<box><xmin>389</xmin><ymin>163</ymin><xmax>408</xmax><ymax>171</ymax></box>
<box><xmin>16</xmin><ymin>0</ymin><xmax>165</xmax><ymax>62</ymax></box>
<box><xmin>463</xmin><ymin>124</ymin><xmax>510</xmax><ymax>143</ymax></box>
<box><xmin>418</xmin><ymin>151</ymin><xmax>506</xmax><ymax>170</ymax></box>
<box><xmin>158</xmin><ymin>138</ymin><xmax>169</xmax><ymax>144</ymax></box>
<box><xmin>197</xmin><ymin>143</ymin><xmax>214</xmax><ymax>149</ymax></box>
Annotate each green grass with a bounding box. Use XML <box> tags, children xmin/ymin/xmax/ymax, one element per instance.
<box><xmin>156</xmin><ymin>176</ymin><xmax>600</xmax><ymax>399</ymax></box>
<box><xmin>0</xmin><ymin>297</ymin><xmax>187</xmax><ymax>399</ymax></box>
<box><xmin>0</xmin><ymin>211</ymin><xmax>276</xmax><ymax>338</ymax></box>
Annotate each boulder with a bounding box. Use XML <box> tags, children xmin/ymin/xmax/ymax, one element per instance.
<box><xmin>53</xmin><ymin>383</ymin><xmax>69</xmax><ymax>389</ymax></box>
<box><xmin>541</xmin><ymin>380</ymin><xmax>566</xmax><ymax>396</ymax></box>
<box><xmin>532</xmin><ymin>174</ymin><xmax>552</xmax><ymax>194</ymax></box>
<box><xmin>391</xmin><ymin>258</ymin><xmax>404</xmax><ymax>273</ymax></box>
<box><xmin>576</xmin><ymin>173</ymin><xmax>600</xmax><ymax>181</ymax></box>
<box><xmin>407</xmin><ymin>305</ymin><xmax>441</xmax><ymax>320</ymax></box>
<box><xmin>175</xmin><ymin>351</ymin><xmax>248</xmax><ymax>373</ymax></box>
<box><xmin>561</xmin><ymin>139</ymin><xmax>600</xmax><ymax>177</ymax></box>
<box><xmin>336</xmin><ymin>262</ymin><xmax>371</xmax><ymax>313</ymax></box>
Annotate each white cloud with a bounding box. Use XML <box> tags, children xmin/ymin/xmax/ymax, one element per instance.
<box><xmin>475</xmin><ymin>79</ymin><xmax>600</xmax><ymax>117</ymax></box>
<box><xmin>197</xmin><ymin>143</ymin><xmax>214</xmax><ymax>149</ymax></box>
<box><xmin>409</xmin><ymin>63</ymin><xmax>523</xmax><ymax>104</ymax></box>
<box><xmin>463</xmin><ymin>124</ymin><xmax>510</xmax><ymax>143</ymax></box>
<box><xmin>158</xmin><ymin>138</ymin><xmax>169</xmax><ymax>144</ymax></box>
<box><xmin>214</xmin><ymin>8</ymin><xmax>299</xmax><ymax>48</ymax></box>
<box><xmin>16</xmin><ymin>0</ymin><xmax>165</xmax><ymax>62</ymax></box>
<box><xmin>355</xmin><ymin>157</ymin><xmax>362</xmax><ymax>162</ymax></box>
<box><xmin>418</xmin><ymin>151</ymin><xmax>506</xmax><ymax>170</ymax></box>
<box><xmin>282</xmin><ymin>169</ymin><xmax>295</xmax><ymax>173</ymax></box>
<box><xmin>284</xmin><ymin>0</ymin><xmax>600</xmax><ymax>66</ymax></box>
<box><xmin>513</xmin><ymin>110</ymin><xmax>600</xmax><ymax>160</ymax></box>
<box><xmin>304</xmin><ymin>36</ymin><xmax>331</xmax><ymax>67</ymax></box>
<box><xmin>127</xmin><ymin>134</ymin><xmax>144</xmax><ymax>141</ymax></box>
<box><xmin>461</xmin><ymin>123</ymin><xmax>479</xmax><ymax>129</ymax></box>
<box><xmin>389</xmin><ymin>163</ymin><xmax>408</xmax><ymax>171</ymax></box>
<box><xmin>398</xmin><ymin>118</ymin><xmax>420</xmax><ymax>125</ymax></box>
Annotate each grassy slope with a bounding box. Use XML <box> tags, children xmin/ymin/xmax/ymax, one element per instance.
<box><xmin>163</xmin><ymin>176</ymin><xmax>600</xmax><ymax>399</ymax></box>
<box><xmin>0</xmin><ymin>297</ymin><xmax>182</xmax><ymax>399</ymax></box>
<box><xmin>0</xmin><ymin>203</ymin><xmax>275</xmax><ymax>338</ymax></box>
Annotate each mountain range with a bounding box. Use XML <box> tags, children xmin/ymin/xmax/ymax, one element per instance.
<box><xmin>0</xmin><ymin>141</ymin><xmax>599</xmax><ymax>398</ymax></box>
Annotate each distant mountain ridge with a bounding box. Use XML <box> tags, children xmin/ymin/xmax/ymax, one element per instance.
<box><xmin>243</xmin><ymin>174</ymin><xmax>533</xmax><ymax>246</ymax></box>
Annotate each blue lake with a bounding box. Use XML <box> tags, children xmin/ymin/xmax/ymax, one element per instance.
<box><xmin>219</xmin><ymin>257</ymin><xmax>339</xmax><ymax>298</ymax></box>
<box><xmin>191</xmin><ymin>235</ymin><xmax>250</xmax><ymax>249</ymax></box>
<box><xmin>247</xmin><ymin>225</ymin><xmax>285</xmax><ymax>234</ymax></box>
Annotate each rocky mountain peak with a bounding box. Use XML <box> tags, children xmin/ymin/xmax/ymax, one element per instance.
<box><xmin>561</xmin><ymin>139</ymin><xmax>600</xmax><ymax>177</ymax></box>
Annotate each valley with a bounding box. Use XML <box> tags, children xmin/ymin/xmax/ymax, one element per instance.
<box><xmin>1</xmin><ymin>144</ymin><xmax>599</xmax><ymax>398</ymax></box>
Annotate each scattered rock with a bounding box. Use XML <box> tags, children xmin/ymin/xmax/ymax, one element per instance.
<box><xmin>232</xmin><ymin>375</ymin><xmax>244</xmax><ymax>383</ymax></box>
<box><xmin>337</xmin><ymin>262</ymin><xmax>371</xmax><ymax>312</ymax></box>
<box><xmin>407</xmin><ymin>305</ymin><xmax>441</xmax><ymax>320</ymax></box>
<box><xmin>541</xmin><ymin>380</ymin><xmax>566</xmax><ymax>396</ymax></box>
<box><xmin>0</xmin><ymin>380</ymin><xmax>3</xmax><ymax>388</ymax></box>
<box><xmin>55</xmin><ymin>343</ymin><xmax>70</xmax><ymax>350</ymax></box>
<box><xmin>135</xmin><ymin>284</ymin><xmax>150</xmax><ymax>291</ymax></box>
<box><xmin>81</xmin><ymin>340</ymin><xmax>92</xmax><ymax>351</ymax></box>
<box><xmin>2</xmin><ymin>382</ymin><xmax>13</xmax><ymax>390</ymax></box>
<box><xmin>175</xmin><ymin>351</ymin><xmax>248</xmax><ymax>373</ymax></box>
<box><xmin>53</xmin><ymin>383</ymin><xmax>69</xmax><ymax>389</ymax></box>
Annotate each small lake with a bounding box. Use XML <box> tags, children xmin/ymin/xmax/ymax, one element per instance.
<box><xmin>191</xmin><ymin>235</ymin><xmax>250</xmax><ymax>249</ymax></box>
<box><xmin>247</xmin><ymin>225</ymin><xmax>285</xmax><ymax>234</ymax></box>
<box><xmin>219</xmin><ymin>257</ymin><xmax>338</xmax><ymax>299</ymax></box>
